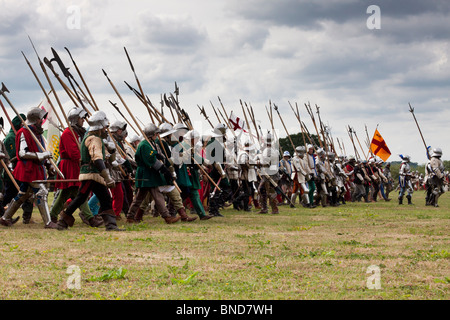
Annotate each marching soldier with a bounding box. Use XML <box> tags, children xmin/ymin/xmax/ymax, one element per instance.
<box><xmin>256</xmin><ymin>132</ymin><xmax>280</xmax><ymax>214</ymax></box>
<box><xmin>124</xmin><ymin>123</ymin><xmax>181</xmax><ymax>224</ymax></box>
<box><xmin>0</xmin><ymin>107</ymin><xmax>58</xmax><ymax>228</ymax></box>
<box><xmin>279</xmin><ymin>151</ymin><xmax>293</xmax><ymax>206</ymax></box>
<box><xmin>49</xmin><ymin>107</ymin><xmax>102</xmax><ymax>227</ymax></box>
<box><xmin>290</xmin><ymin>146</ymin><xmax>312</xmax><ymax>208</ymax></box>
<box><xmin>204</xmin><ymin>123</ymin><xmax>228</xmax><ymax>217</ymax></box>
<box><xmin>56</xmin><ymin>111</ymin><xmax>123</xmax><ymax>231</ymax></box>
<box><xmin>0</xmin><ymin>113</ymin><xmax>34</xmax><ymax>224</ymax></box>
<box><xmin>315</xmin><ymin>148</ymin><xmax>333</xmax><ymax>207</ymax></box>
<box><xmin>305</xmin><ymin>144</ymin><xmax>318</xmax><ymax>206</ymax></box>
<box><xmin>425</xmin><ymin>148</ymin><xmax>445</xmax><ymax>207</ymax></box>
<box><xmin>398</xmin><ymin>155</ymin><xmax>414</xmax><ymax>205</ymax></box>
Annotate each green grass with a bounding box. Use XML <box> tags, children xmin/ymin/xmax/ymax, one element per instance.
<box><xmin>0</xmin><ymin>191</ymin><xmax>448</xmax><ymax>300</ymax></box>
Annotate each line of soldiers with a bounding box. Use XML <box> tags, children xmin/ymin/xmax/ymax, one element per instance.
<box><xmin>0</xmin><ymin>106</ymin><xmax>447</xmax><ymax>232</ymax></box>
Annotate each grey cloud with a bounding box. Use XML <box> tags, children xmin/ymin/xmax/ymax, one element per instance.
<box><xmin>139</xmin><ymin>12</ymin><xmax>208</xmax><ymax>53</ymax></box>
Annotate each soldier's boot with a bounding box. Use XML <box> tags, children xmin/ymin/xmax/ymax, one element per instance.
<box><xmin>270</xmin><ymin>198</ymin><xmax>279</xmax><ymax>214</ymax></box>
<box><xmin>406</xmin><ymin>195</ymin><xmax>413</xmax><ymax>205</ymax></box>
<box><xmin>0</xmin><ymin>198</ymin><xmax>22</xmax><ymax>226</ymax></box>
<box><xmin>258</xmin><ymin>192</ymin><xmax>268</xmax><ymax>214</ymax></box>
<box><xmin>132</xmin><ymin>208</ymin><xmax>144</xmax><ymax>223</ymax></box>
<box><xmin>321</xmin><ymin>194</ymin><xmax>328</xmax><ymax>207</ymax></box>
<box><xmin>290</xmin><ymin>193</ymin><xmax>297</xmax><ymax>208</ymax></box>
<box><xmin>79</xmin><ymin>212</ymin><xmax>104</xmax><ymax>228</ymax></box>
<box><xmin>178</xmin><ymin>207</ymin><xmax>197</xmax><ymax>222</ymax></box>
<box><xmin>398</xmin><ymin>196</ymin><xmax>403</xmax><ymax>205</ymax></box>
<box><xmin>57</xmin><ymin>211</ymin><xmax>75</xmax><ymax>230</ymax></box>
<box><xmin>253</xmin><ymin>197</ymin><xmax>260</xmax><ymax>209</ymax></box>
<box><xmin>100</xmin><ymin>210</ymin><xmax>125</xmax><ymax>231</ymax></box>
<box><xmin>162</xmin><ymin>213</ymin><xmax>181</xmax><ymax>224</ymax></box>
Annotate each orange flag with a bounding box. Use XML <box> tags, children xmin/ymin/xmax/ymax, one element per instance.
<box><xmin>370</xmin><ymin>129</ymin><xmax>391</xmax><ymax>161</ymax></box>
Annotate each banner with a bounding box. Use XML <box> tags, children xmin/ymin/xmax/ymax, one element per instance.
<box><xmin>370</xmin><ymin>129</ymin><xmax>391</xmax><ymax>161</ymax></box>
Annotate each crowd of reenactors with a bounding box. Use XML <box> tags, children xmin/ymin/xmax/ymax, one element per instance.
<box><xmin>0</xmin><ymin>106</ymin><xmax>447</xmax><ymax>231</ymax></box>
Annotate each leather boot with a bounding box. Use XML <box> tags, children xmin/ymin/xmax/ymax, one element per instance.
<box><xmin>398</xmin><ymin>196</ymin><xmax>403</xmax><ymax>205</ymax></box>
<box><xmin>270</xmin><ymin>199</ymin><xmax>279</xmax><ymax>214</ymax></box>
<box><xmin>177</xmin><ymin>208</ymin><xmax>197</xmax><ymax>222</ymax></box>
<box><xmin>57</xmin><ymin>212</ymin><xmax>75</xmax><ymax>230</ymax></box>
<box><xmin>163</xmin><ymin>215</ymin><xmax>181</xmax><ymax>224</ymax></box>
<box><xmin>133</xmin><ymin>208</ymin><xmax>144</xmax><ymax>223</ymax></box>
<box><xmin>100</xmin><ymin>211</ymin><xmax>125</xmax><ymax>231</ymax></box>
<box><xmin>407</xmin><ymin>195</ymin><xmax>413</xmax><ymax>205</ymax></box>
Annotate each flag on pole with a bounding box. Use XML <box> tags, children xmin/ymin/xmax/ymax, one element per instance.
<box><xmin>370</xmin><ymin>129</ymin><xmax>391</xmax><ymax>161</ymax></box>
<box><xmin>39</xmin><ymin>99</ymin><xmax>61</xmax><ymax>162</ymax></box>
<box><xmin>228</xmin><ymin>111</ymin><xmax>247</xmax><ymax>132</ymax></box>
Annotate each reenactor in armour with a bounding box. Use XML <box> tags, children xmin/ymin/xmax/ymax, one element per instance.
<box><xmin>256</xmin><ymin>132</ymin><xmax>280</xmax><ymax>214</ymax></box>
<box><xmin>330</xmin><ymin>153</ymin><xmax>348</xmax><ymax>205</ymax></box>
<box><xmin>0</xmin><ymin>113</ymin><xmax>34</xmax><ymax>224</ymax></box>
<box><xmin>305</xmin><ymin>144</ymin><xmax>318</xmax><ymax>206</ymax></box>
<box><xmin>425</xmin><ymin>148</ymin><xmax>445</xmax><ymax>207</ymax></box>
<box><xmin>0</xmin><ymin>107</ymin><xmax>58</xmax><ymax>228</ymax></box>
<box><xmin>291</xmin><ymin>146</ymin><xmax>313</xmax><ymax>208</ymax></box>
<box><xmin>315</xmin><ymin>148</ymin><xmax>333</xmax><ymax>207</ymax></box>
<box><xmin>398</xmin><ymin>155</ymin><xmax>414</xmax><ymax>205</ymax></box>
<box><xmin>279</xmin><ymin>151</ymin><xmax>293</xmax><ymax>205</ymax></box>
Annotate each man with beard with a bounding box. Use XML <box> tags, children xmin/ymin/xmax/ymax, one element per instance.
<box><xmin>50</xmin><ymin>107</ymin><xmax>103</xmax><ymax>227</ymax></box>
<box><xmin>0</xmin><ymin>107</ymin><xmax>58</xmax><ymax>229</ymax></box>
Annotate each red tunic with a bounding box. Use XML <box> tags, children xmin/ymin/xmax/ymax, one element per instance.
<box><xmin>13</xmin><ymin>126</ymin><xmax>46</xmax><ymax>182</ymax></box>
<box><xmin>55</xmin><ymin>128</ymin><xmax>82</xmax><ymax>189</ymax></box>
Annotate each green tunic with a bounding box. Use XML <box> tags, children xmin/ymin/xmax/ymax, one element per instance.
<box><xmin>172</xmin><ymin>141</ymin><xmax>192</xmax><ymax>188</ymax></box>
<box><xmin>80</xmin><ymin>133</ymin><xmax>105</xmax><ymax>175</ymax></box>
<box><xmin>134</xmin><ymin>139</ymin><xmax>166</xmax><ymax>188</ymax></box>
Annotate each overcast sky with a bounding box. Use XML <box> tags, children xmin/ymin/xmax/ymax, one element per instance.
<box><xmin>1</xmin><ymin>0</ymin><xmax>449</xmax><ymax>164</ymax></box>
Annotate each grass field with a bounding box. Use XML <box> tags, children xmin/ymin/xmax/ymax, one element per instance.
<box><xmin>0</xmin><ymin>191</ymin><xmax>448</xmax><ymax>300</ymax></box>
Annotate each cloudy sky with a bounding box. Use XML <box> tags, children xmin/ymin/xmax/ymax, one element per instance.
<box><xmin>0</xmin><ymin>0</ymin><xmax>449</xmax><ymax>164</ymax></box>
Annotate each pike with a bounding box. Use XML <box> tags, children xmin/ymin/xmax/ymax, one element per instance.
<box><xmin>198</xmin><ymin>105</ymin><xmax>214</xmax><ymax>128</ymax></box>
<box><xmin>169</xmin><ymin>93</ymin><xmax>192</xmax><ymax>129</ymax></box>
<box><xmin>239</xmin><ymin>100</ymin><xmax>255</xmax><ymax>143</ymax></box>
<box><xmin>24</xmin><ymin>39</ymin><xmax>66</xmax><ymax>127</ymax></box>
<box><xmin>49</xmin><ymin>47</ymin><xmax>89</xmax><ymax>113</ymax></box>
<box><xmin>0</xmin><ymin>82</ymin><xmax>65</xmax><ymax>179</ymax></box>
<box><xmin>0</xmin><ymin>97</ymin><xmax>15</xmax><ymax>134</ymax></box>
<box><xmin>123</xmin><ymin>80</ymin><xmax>160</xmax><ymax>123</ymax></box>
<box><xmin>210</xmin><ymin>101</ymin><xmax>221</xmax><ymax>125</ymax></box>
<box><xmin>32</xmin><ymin>178</ymin><xmax>147</xmax><ymax>183</ymax></box>
<box><xmin>165</xmin><ymin>94</ymin><xmax>176</xmax><ymax>124</ymax></box>
<box><xmin>288</xmin><ymin>101</ymin><xmax>307</xmax><ymax>149</ymax></box>
<box><xmin>346</xmin><ymin>126</ymin><xmax>361</xmax><ymax>161</ymax></box>
<box><xmin>109</xmin><ymin>100</ymin><xmax>139</xmax><ymax>135</ymax></box>
<box><xmin>22</xmin><ymin>47</ymin><xmax>80</xmax><ymax>149</ymax></box>
<box><xmin>245</xmin><ymin>102</ymin><xmax>260</xmax><ymax>142</ymax></box>
<box><xmin>124</xmin><ymin>47</ymin><xmax>155</xmax><ymax>123</ymax></box>
<box><xmin>103</xmin><ymin>69</ymin><xmax>183</xmax><ymax>192</ymax></box>
<box><xmin>273</xmin><ymin>103</ymin><xmax>296</xmax><ymax>152</ymax></box>
<box><xmin>65</xmin><ymin>47</ymin><xmax>99</xmax><ymax>110</ymax></box>
<box><xmin>409</xmin><ymin>103</ymin><xmax>430</xmax><ymax>159</ymax></box>
<box><xmin>305</xmin><ymin>102</ymin><xmax>323</xmax><ymax>149</ymax></box>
